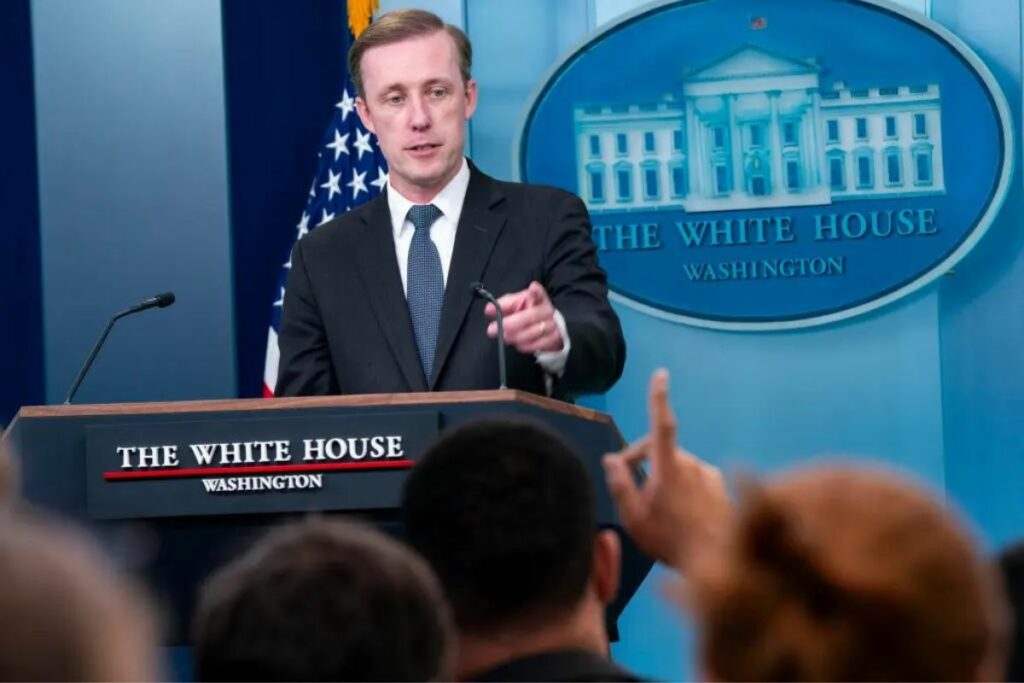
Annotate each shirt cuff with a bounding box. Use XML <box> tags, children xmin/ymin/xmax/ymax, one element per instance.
<box><xmin>535</xmin><ymin>309</ymin><xmax>570</xmax><ymax>379</ymax></box>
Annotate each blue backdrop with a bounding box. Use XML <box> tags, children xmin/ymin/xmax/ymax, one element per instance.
<box><xmin>0</xmin><ymin>0</ymin><xmax>44</xmax><ymax>425</ymax></box>
<box><xmin>31</xmin><ymin>0</ymin><xmax>236</xmax><ymax>405</ymax></box>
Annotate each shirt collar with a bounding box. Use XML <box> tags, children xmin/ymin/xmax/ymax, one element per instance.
<box><xmin>387</xmin><ymin>157</ymin><xmax>470</xmax><ymax>238</ymax></box>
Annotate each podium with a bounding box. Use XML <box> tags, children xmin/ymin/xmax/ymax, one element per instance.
<box><xmin>2</xmin><ymin>391</ymin><xmax>651</xmax><ymax>642</ymax></box>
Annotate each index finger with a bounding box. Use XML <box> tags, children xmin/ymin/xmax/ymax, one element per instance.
<box><xmin>492</xmin><ymin>290</ymin><xmax>529</xmax><ymax>315</ymax></box>
<box><xmin>648</xmin><ymin>368</ymin><xmax>677</xmax><ymax>480</ymax></box>
<box><xmin>527</xmin><ymin>281</ymin><xmax>550</xmax><ymax>307</ymax></box>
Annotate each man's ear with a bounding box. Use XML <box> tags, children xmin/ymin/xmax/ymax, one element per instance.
<box><xmin>355</xmin><ymin>97</ymin><xmax>376</xmax><ymax>135</ymax></box>
<box><xmin>592</xmin><ymin>529</ymin><xmax>621</xmax><ymax>606</ymax></box>
<box><xmin>463</xmin><ymin>78</ymin><xmax>478</xmax><ymax>120</ymax></box>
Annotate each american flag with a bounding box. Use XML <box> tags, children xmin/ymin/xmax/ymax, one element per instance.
<box><xmin>262</xmin><ymin>82</ymin><xmax>388</xmax><ymax>396</ymax></box>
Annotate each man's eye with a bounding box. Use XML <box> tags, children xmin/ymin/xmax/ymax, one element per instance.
<box><xmin>387</xmin><ymin>95</ymin><xmax>404</xmax><ymax>105</ymax></box>
<box><xmin>430</xmin><ymin>88</ymin><xmax>447</xmax><ymax>98</ymax></box>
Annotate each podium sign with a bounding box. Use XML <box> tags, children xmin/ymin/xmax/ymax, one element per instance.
<box><xmin>86</xmin><ymin>411</ymin><xmax>439</xmax><ymax>520</ymax></box>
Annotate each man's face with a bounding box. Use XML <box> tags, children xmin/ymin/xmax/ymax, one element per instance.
<box><xmin>355</xmin><ymin>30</ymin><xmax>477</xmax><ymax>202</ymax></box>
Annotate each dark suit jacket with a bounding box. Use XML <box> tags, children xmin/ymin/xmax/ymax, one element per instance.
<box><xmin>469</xmin><ymin>650</ymin><xmax>645</xmax><ymax>682</ymax></box>
<box><xmin>276</xmin><ymin>165</ymin><xmax>625</xmax><ymax>399</ymax></box>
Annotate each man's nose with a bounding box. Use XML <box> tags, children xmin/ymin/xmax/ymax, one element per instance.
<box><xmin>409</xmin><ymin>95</ymin><xmax>431</xmax><ymax>130</ymax></box>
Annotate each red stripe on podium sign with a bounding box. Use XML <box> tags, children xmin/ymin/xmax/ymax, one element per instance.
<box><xmin>104</xmin><ymin>460</ymin><xmax>414</xmax><ymax>481</ymax></box>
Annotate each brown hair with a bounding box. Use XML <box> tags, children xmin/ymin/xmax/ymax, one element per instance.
<box><xmin>693</xmin><ymin>466</ymin><xmax>1006</xmax><ymax>682</ymax></box>
<box><xmin>347</xmin><ymin>9</ymin><xmax>472</xmax><ymax>99</ymax></box>
<box><xmin>194</xmin><ymin>517</ymin><xmax>453</xmax><ymax>681</ymax></box>
<box><xmin>0</xmin><ymin>511</ymin><xmax>159</xmax><ymax>680</ymax></box>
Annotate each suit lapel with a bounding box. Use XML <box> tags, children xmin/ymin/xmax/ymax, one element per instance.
<box><xmin>352</xmin><ymin>190</ymin><xmax>428</xmax><ymax>392</ymax></box>
<box><xmin>429</xmin><ymin>169</ymin><xmax>507</xmax><ymax>390</ymax></box>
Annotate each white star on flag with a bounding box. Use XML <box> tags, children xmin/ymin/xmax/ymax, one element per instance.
<box><xmin>320</xmin><ymin>169</ymin><xmax>342</xmax><ymax>200</ymax></box>
<box><xmin>318</xmin><ymin>209</ymin><xmax>336</xmax><ymax>226</ymax></box>
<box><xmin>273</xmin><ymin>286</ymin><xmax>285</xmax><ymax>307</ymax></box>
<box><xmin>336</xmin><ymin>90</ymin><xmax>356</xmax><ymax>120</ymax></box>
<box><xmin>353</xmin><ymin>129</ymin><xmax>374</xmax><ymax>160</ymax></box>
<box><xmin>296</xmin><ymin>211</ymin><xmax>310</xmax><ymax>239</ymax></box>
<box><xmin>370</xmin><ymin>166</ymin><xmax>389</xmax><ymax>191</ymax></box>
<box><xmin>347</xmin><ymin>169</ymin><xmax>368</xmax><ymax>199</ymax></box>
<box><xmin>326</xmin><ymin>129</ymin><xmax>350</xmax><ymax>162</ymax></box>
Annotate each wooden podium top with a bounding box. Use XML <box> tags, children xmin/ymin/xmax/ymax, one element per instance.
<box><xmin>12</xmin><ymin>390</ymin><xmax>611</xmax><ymax>426</ymax></box>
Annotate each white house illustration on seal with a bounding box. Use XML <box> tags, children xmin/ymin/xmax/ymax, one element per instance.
<box><xmin>573</xmin><ymin>45</ymin><xmax>946</xmax><ymax>214</ymax></box>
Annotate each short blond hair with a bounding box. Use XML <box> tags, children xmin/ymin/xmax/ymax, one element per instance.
<box><xmin>348</xmin><ymin>9</ymin><xmax>472</xmax><ymax>99</ymax></box>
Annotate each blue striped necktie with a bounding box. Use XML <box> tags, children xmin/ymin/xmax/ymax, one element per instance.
<box><xmin>406</xmin><ymin>203</ymin><xmax>444</xmax><ymax>384</ymax></box>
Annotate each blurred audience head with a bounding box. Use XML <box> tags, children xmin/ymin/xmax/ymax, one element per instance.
<box><xmin>0</xmin><ymin>511</ymin><xmax>159</xmax><ymax>681</ymax></box>
<box><xmin>403</xmin><ymin>419</ymin><xmax>622</xmax><ymax>677</ymax></box>
<box><xmin>193</xmin><ymin>517</ymin><xmax>453</xmax><ymax>682</ymax></box>
<box><xmin>692</xmin><ymin>465</ymin><xmax>1007</xmax><ymax>682</ymax></box>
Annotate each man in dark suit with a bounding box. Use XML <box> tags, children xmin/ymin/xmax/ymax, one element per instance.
<box><xmin>276</xmin><ymin>9</ymin><xmax>624</xmax><ymax>399</ymax></box>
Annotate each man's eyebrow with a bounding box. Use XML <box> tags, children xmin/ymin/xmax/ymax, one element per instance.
<box><xmin>374</xmin><ymin>77</ymin><xmax>456</xmax><ymax>99</ymax></box>
<box><xmin>377</xmin><ymin>81</ymin><xmax>408</xmax><ymax>94</ymax></box>
<box><xmin>383</xmin><ymin>77</ymin><xmax>454</xmax><ymax>91</ymax></box>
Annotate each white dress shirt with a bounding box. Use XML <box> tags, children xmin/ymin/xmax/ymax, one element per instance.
<box><xmin>386</xmin><ymin>158</ymin><xmax>570</xmax><ymax>380</ymax></box>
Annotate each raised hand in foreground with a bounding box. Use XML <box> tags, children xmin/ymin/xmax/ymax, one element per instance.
<box><xmin>602</xmin><ymin>369</ymin><xmax>730</xmax><ymax>572</ymax></box>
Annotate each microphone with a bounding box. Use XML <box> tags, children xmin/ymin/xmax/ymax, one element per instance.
<box><xmin>127</xmin><ymin>291</ymin><xmax>176</xmax><ymax>314</ymax></box>
<box><xmin>63</xmin><ymin>292</ymin><xmax>177</xmax><ymax>404</ymax></box>
<box><xmin>470</xmin><ymin>282</ymin><xmax>508</xmax><ymax>390</ymax></box>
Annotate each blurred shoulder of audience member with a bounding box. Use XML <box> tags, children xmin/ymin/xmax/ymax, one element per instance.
<box><xmin>193</xmin><ymin>517</ymin><xmax>453</xmax><ymax>682</ymax></box>
<box><xmin>0</xmin><ymin>511</ymin><xmax>159</xmax><ymax>681</ymax></box>
<box><xmin>403</xmin><ymin>419</ymin><xmax>642</xmax><ymax>682</ymax></box>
